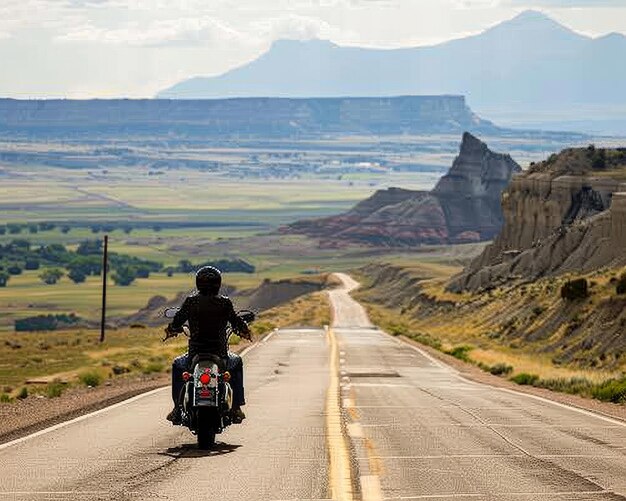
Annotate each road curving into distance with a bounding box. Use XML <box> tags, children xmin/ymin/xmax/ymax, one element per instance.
<box><xmin>0</xmin><ymin>273</ymin><xmax>625</xmax><ymax>500</ymax></box>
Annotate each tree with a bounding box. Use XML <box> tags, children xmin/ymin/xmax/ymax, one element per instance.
<box><xmin>77</xmin><ymin>240</ymin><xmax>102</xmax><ymax>256</ymax></box>
<box><xmin>0</xmin><ymin>272</ymin><xmax>9</xmax><ymax>287</ymax></box>
<box><xmin>7</xmin><ymin>264</ymin><xmax>22</xmax><ymax>275</ymax></box>
<box><xmin>24</xmin><ymin>259</ymin><xmax>40</xmax><ymax>270</ymax></box>
<box><xmin>28</xmin><ymin>225</ymin><xmax>38</xmax><ymax>234</ymax></box>
<box><xmin>135</xmin><ymin>266</ymin><xmax>150</xmax><ymax>279</ymax></box>
<box><xmin>178</xmin><ymin>259</ymin><xmax>194</xmax><ymax>273</ymax></box>
<box><xmin>60</xmin><ymin>226</ymin><xmax>71</xmax><ymax>234</ymax></box>
<box><xmin>68</xmin><ymin>268</ymin><xmax>87</xmax><ymax>284</ymax></box>
<box><xmin>67</xmin><ymin>256</ymin><xmax>101</xmax><ymax>276</ymax></box>
<box><xmin>0</xmin><ymin>226</ymin><xmax>5</xmax><ymax>235</ymax></box>
<box><xmin>7</xmin><ymin>224</ymin><xmax>22</xmax><ymax>235</ymax></box>
<box><xmin>40</xmin><ymin>268</ymin><xmax>64</xmax><ymax>285</ymax></box>
<box><xmin>112</xmin><ymin>266</ymin><xmax>136</xmax><ymax>286</ymax></box>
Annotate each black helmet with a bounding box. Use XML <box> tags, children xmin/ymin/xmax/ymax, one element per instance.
<box><xmin>195</xmin><ymin>266</ymin><xmax>221</xmax><ymax>295</ymax></box>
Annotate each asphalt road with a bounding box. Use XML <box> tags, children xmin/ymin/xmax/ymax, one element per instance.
<box><xmin>331</xmin><ymin>273</ymin><xmax>626</xmax><ymax>501</ymax></box>
<box><xmin>1</xmin><ymin>273</ymin><xmax>625</xmax><ymax>501</ymax></box>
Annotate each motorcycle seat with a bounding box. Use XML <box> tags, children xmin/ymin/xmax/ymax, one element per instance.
<box><xmin>189</xmin><ymin>353</ymin><xmax>227</xmax><ymax>371</ymax></box>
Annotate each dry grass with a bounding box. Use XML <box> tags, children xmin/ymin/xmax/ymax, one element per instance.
<box><xmin>252</xmin><ymin>291</ymin><xmax>331</xmax><ymax>336</ymax></box>
<box><xmin>0</xmin><ymin>287</ymin><xmax>332</xmax><ymax>399</ymax></box>
<box><xmin>356</xmin><ymin>264</ymin><xmax>626</xmax><ymax>388</ymax></box>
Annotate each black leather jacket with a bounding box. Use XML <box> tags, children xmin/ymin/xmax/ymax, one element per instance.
<box><xmin>168</xmin><ymin>292</ymin><xmax>250</xmax><ymax>358</ymax></box>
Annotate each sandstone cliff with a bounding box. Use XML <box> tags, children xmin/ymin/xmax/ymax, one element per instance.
<box><xmin>285</xmin><ymin>133</ymin><xmax>520</xmax><ymax>246</ymax></box>
<box><xmin>449</xmin><ymin>147</ymin><xmax>626</xmax><ymax>291</ymax></box>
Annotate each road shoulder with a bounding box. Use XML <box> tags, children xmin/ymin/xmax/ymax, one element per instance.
<box><xmin>396</xmin><ymin>333</ymin><xmax>626</xmax><ymax>423</ymax></box>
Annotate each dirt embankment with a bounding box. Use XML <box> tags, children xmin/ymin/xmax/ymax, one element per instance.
<box><xmin>356</xmin><ymin>262</ymin><xmax>626</xmax><ymax>371</ymax></box>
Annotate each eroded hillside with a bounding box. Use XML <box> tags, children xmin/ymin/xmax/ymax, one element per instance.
<box><xmin>354</xmin><ymin>146</ymin><xmax>626</xmax><ymax>392</ymax></box>
<box><xmin>450</xmin><ymin>146</ymin><xmax>626</xmax><ymax>291</ymax></box>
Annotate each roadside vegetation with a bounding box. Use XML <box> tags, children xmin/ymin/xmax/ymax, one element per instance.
<box><xmin>355</xmin><ymin>263</ymin><xmax>626</xmax><ymax>405</ymax></box>
<box><xmin>0</xmin><ymin>284</ymin><xmax>331</xmax><ymax>404</ymax></box>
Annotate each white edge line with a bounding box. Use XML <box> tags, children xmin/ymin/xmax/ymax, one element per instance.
<box><xmin>0</xmin><ymin>387</ymin><xmax>169</xmax><ymax>451</ymax></box>
<box><xmin>0</xmin><ymin>328</ymin><xmax>280</xmax><ymax>451</ymax></box>
<box><xmin>390</xmin><ymin>330</ymin><xmax>626</xmax><ymax>429</ymax></box>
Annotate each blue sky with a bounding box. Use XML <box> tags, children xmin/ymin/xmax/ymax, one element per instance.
<box><xmin>0</xmin><ymin>0</ymin><xmax>624</xmax><ymax>98</ymax></box>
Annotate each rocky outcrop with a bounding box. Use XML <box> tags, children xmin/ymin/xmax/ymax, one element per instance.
<box><xmin>285</xmin><ymin>133</ymin><xmax>520</xmax><ymax>246</ymax></box>
<box><xmin>449</xmin><ymin>147</ymin><xmax>626</xmax><ymax>291</ymax></box>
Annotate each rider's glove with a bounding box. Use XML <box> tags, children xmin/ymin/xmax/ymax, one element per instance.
<box><xmin>164</xmin><ymin>324</ymin><xmax>180</xmax><ymax>339</ymax></box>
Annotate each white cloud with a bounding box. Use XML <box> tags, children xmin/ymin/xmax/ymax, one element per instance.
<box><xmin>251</xmin><ymin>14</ymin><xmax>348</xmax><ymax>41</ymax></box>
<box><xmin>57</xmin><ymin>16</ymin><xmax>249</xmax><ymax>47</ymax></box>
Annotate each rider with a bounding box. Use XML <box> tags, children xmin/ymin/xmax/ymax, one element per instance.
<box><xmin>165</xmin><ymin>266</ymin><xmax>251</xmax><ymax>425</ymax></box>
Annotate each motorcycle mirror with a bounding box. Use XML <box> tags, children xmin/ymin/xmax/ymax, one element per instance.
<box><xmin>163</xmin><ymin>307</ymin><xmax>179</xmax><ymax>319</ymax></box>
<box><xmin>238</xmin><ymin>310</ymin><xmax>255</xmax><ymax>323</ymax></box>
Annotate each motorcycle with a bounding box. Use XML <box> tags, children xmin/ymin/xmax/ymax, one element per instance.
<box><xmin>162</xmin><ymin>307</ymin><xmax>255</xmax><ymax>449</ymax></box>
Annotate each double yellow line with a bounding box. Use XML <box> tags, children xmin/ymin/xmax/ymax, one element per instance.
<box><xmin>325</xmin><ymin>326</ymin><xmax>354</xmax><ymax>501</ymax></box>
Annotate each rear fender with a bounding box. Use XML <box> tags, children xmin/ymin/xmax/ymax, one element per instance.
<box><xmin>193</xmin><ymin>361</ymin><xmax>219</xmax><ymax>407</ymax></box>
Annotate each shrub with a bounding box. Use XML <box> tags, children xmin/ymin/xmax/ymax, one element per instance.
<box><xmin>46</xmin><ymin>380</ymin><xmax>65</xmax><ymax>398</ymax></box>
<box><xmin>0</xmin><ymin>271</ymin><xmax>9</xmax><ymax>287</ymax></box>
<box><xmin>15</xmin><ymin>313</ymin><xmax>81</xmax><ymax>332</ymax></box>
<box><xmin>0</xmin><ymin>393</ymin><xmax>12</xmax><ymax>403</ymax></box>
<box><xmin>412</xmin><ymin>333</ymin><xmax>442</xmax><ymax>350</ymax></box>
<box><xmin>388</xmin><ymin>323</ymin><xmax>408</xmax><ymax>337</ymax></box>
<box><xmin>112</xmin><ymin>365</ymin><xmax>130</xmax><ymax>375</ymax></box>
<box><xmin>489</xmin><ymin>363</ymin><xmax>514</xmax><ymax>376</ymax></box>
<box><xmin>510</xmin><ymin>373</ymin><xmax>539</xmax><ymax>385</ymax></box>
<box><xmin>7</xmin><ymin>264</ymin><xmax>22</xmax><ymax>275</ymax></box>
<box><xmin>79</xmin><ymin>371</ymin><xmax>102</xmax><ymax>387</ymax></box>
<box><xmin>39</xmin><ymin>268</ymin><xmax>64</xmax><ymax>285</ymax></box>
<box><xmin>112</xmin><ymin>266</ymin><xmax>136</xmax><ymax>286</ymax></box>
<box><xmin>17</xmin><ymin>387</ymin><xmax>28</xmax><ymax>399</ymax></box>
<box><xmin>532</xmin><ymin>306</ymin><xmax>545</xmax><ymax>317</ymax></box>
<box><xmin>536</xmin><ymin>376</ymin><xmax>593</xmax><ymax>395</ymax></box>
<box><xmin>445</xmin><ymin>345</ymin><xmax>473</xmax><ymax>362</ymax></box>
<box><xmin>24</xmin><ymin>259</ymin><xmax>40</xmax><ymax>270</ymax></box>
<box><xmin>591</xmin><ymin>377</ymin><xmax>626</xmax><ymax>403</ymax></box>
<box><xmin>68</xmin><ymin>268</ymin><xmax>87</xmax><ymax>284</ymax></box>
<box><xmin>615</xmin><ymin>274</ymin><xmax>626</xmax><ymax>295</ymax></box>
<box><xmin>141</xmin><ymin>362</ymin><xmax>165</xmax><ymax>375</ymax></box>
<box><xmin>591</xmin><ymin>149</ymin><xmax>607</xmax><ymax>170</ymax></box>
<box><xmin>561</xmin><ymin>278</ymin><xmax>589</xmax><ymax>300</ymax></box>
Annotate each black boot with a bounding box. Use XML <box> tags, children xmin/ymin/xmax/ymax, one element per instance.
<box><xmin>231</xmin><ymin>406</ymin><xmax>246</xmax><ymax>424</ymax></box>
<box><xmin>167</xmin><ymin>406</ymin><xmax>182</xmax><ymax>425</ymax></box>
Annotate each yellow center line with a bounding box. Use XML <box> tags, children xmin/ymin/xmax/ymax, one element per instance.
<box><xmin>326</xmin><ymin>326</ymin><xmax>355</xmax><ymax>501</ymax></box>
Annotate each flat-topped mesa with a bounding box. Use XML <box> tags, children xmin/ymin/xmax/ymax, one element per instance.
<box><xmin>0</xmin><ymin>96</ymin><xmax>497</xmax><ymax>139</ymax></box>
<box><xmin>448</xmin><ymin>147</ymin><xmax>626</xmax><ymax>292</ymax></box>
<box><xmin>284</xmin><ymin>133</ymin><xmax>520</xmax><ymax>247</ymax></box>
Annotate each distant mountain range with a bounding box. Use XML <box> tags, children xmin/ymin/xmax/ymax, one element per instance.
<box><xmin>158</xmin><ymin>11</ymin><xmax>626</xmax><ymax>134</ymax></box>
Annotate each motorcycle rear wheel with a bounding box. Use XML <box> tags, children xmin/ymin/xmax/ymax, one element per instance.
<box><xmin>196</xmin><ymin>408</ymin><xmax>217</xmax><ymax>449</ymax></box>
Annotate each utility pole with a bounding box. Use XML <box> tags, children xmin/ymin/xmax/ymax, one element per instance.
<box><xmin>100</xmin><ymin>234</ymin><xmax>108</xmax><ymax>343</ymax></box>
